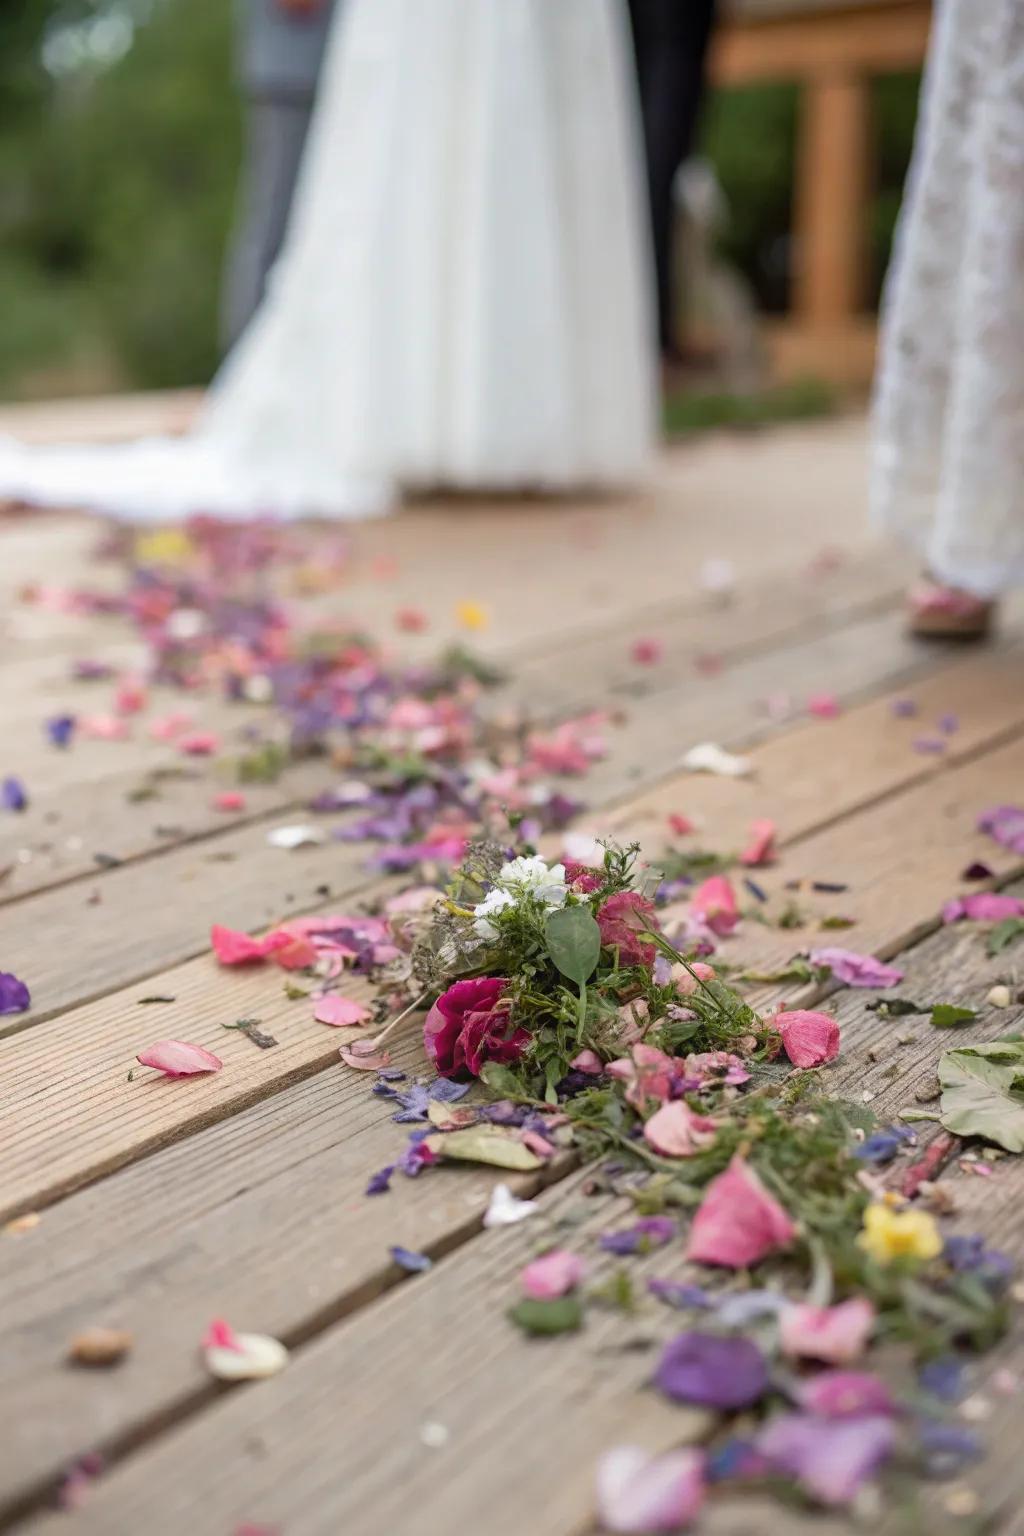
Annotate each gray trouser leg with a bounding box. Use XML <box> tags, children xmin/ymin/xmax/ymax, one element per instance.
<box><xmin>221</xmin><ymin>96</ymin><xmax>314</xmax><ymax>353</ymax></box>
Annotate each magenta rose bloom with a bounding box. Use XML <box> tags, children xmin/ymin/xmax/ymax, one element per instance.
<box><xmin>597</xmin><ymin>891</ymin><xmax>660</xmax><ymax>967</ymax></box>
<box><xmin>423</xmin><ymin>977</ymin><xmax>530</xmax><ymax>1078</ymax></box>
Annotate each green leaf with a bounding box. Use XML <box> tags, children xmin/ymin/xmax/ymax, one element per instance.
<box><xmin>988</xmin><ymin>917</ymin><xmax>1024</xmax><ymax>956</ymax></box>
<box><xmin>544</xmin><ymin>907</ymin><xmax>601</xmax><ymax>987</ymax></box>
<box><xmin>938</xmin><ymin>1040</ymin><xmax>1024</xmax><ymax>1150</ymax></box>
<box><xmin>508</xmin><ymin>1296</ymin><xmax>583</xmax><ymax>1336</ymax></box>
<box><xmin>478</xmin><ymin>1061</ymin><xmax>524</xmax><ymax>1099</ymax></box>
<box><xmin>930</xmin><ymin>1004</ymin><xmax>978</xmax><ymax>1030</ymax></box>
<box><xmin>866</xmin><ymin>998</ymin><xmax>927</xmax><ymax>1017</ymax></box>
<box><xmin>424</xmin><ymin>1128</ymin><xmax>542</xmax><ymax>1172</ymax></box>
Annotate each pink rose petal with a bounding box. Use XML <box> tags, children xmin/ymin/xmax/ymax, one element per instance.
<box><xmin>210</xmin><ymin>924</ymin><xmax>289</xmax><ymax>966</ymax></box>
<box><xmin>314</xmin><ymin>995</ymin><xmax>371</xmax><ymax>1028</ymax></box>
<box><xmin>150</xmin><ymin>711</ymin><xmax>193</xmax><ymax>741</ymax></box>
<box><xmin>520</xmin><ymin>1249</ymin><xmax>585</xmax><ymax>1300</ymax></box>
<box><xmin>570</xmin><ymin>1049</ymin><xmax>604</xmax><ymax>1075</ymax></box>
<box><xmin>740</xmin><ymin>818</ymin><xmax>777</xmax><ymax>867</ymax></box>
<box><xmin>942</xmin><ymin>891</ymin><xmax>1024</xmax><ymax>924</ymax></box>
<box><xmin>179</xmin><ymin>732</ymin><xmax>219</xmax><ymax>757</ymax></box>
<box><xmin>81</xmin><ymin>714</ymin><xmax>129</xmax><ymax>741</ymax></box>
<box><xmin>809</xmin><ymin>948</ymin><xmax>904</xmax><ymax>988</ymax></box>
<box><xmin>212</xmin><ymin>791</ymin><xmax>247</xmax><ymax>813</ymax></box>
<box><xmin>596</xmin><ymin>1446</ymin><xmax>705</xmax><ymax>1533</ymax></box>
<box><xmin>631</xmin><ymin>637</ymin><xmax>664</xmax><ymax>666</ymax></box>
<box><xmin>668</xmin><ymin>813</ymin><xmax>696</xmax><ymax>837</ymax></box>
<box><xmin>686</xmin><ymin>1154</ymin><xmax>795</xmax><ymax>1268</ymax></box>
<box><xmin>779</xmin><ymin>1297</ymin><xmax>875</xmax><ymax>1364</ymax></box>
<box><xmin>690</xmin><ymin>875</ymin><xmax>739</xmax><ymax>937</ymax></box>
<box><xmin>201</xmin><ymin>1318</ymin><xmax>241</xmax><ymax>1351</ymax></box>
<box><xmin>808</xmin><ymin>692</ymin><xmax>840</xmax><ymax>719</ymax></box>
<box><xmin>339</xmin><ymin>1039</ymin><xmax>392</xmax><ymax>1071</ymax></box>
<box><xmin>774</xmin><ymin>1009</ymin><xmax>840</xmax><ymax>1068</ymax></box>
<box><xmin>137</xmin><ymin>1039</ymin><xmax>223</xmax><ymax>1077</ymax></box>
<box><xmin>643</xmin><ymin>1101</ymin><xmax>719</xmax><ymax>1157</ymax></box>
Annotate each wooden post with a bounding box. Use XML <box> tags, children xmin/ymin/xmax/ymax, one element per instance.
<box><xmin>793</xmin><ymin>68</ymin><xmax>870</xmax><ymax>326</ymax></box>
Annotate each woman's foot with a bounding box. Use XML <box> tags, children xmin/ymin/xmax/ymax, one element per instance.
<box><xmin>907</xmin><ymin>578</ymin><xmax>994</xmax><ymax>640</ymax></box>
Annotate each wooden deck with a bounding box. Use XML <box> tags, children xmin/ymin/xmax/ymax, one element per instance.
<box><xmin>2</xmin><ymin>402</ymin><xmax>1023</xmax><ymax>1535</ymax></box>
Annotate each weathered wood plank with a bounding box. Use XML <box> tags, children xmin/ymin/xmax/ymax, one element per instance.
<box><xmin>6</xmin><ymin>658</ymin><xmax>1024</xmax><ymax>1213</ymax></box>
<box><xmin>11</xmin><ymin>903</ymin><xmax>1021</xmax><ymax>1536</ymax></box>
<box><xmin>1</xmin><ymin>747</ymin><xmax>1022</xmax><ymax>1520</ymax></box>
<box><xmin>0</xmin><ymin>549</ymin><xmax>905</xmax><ymax>906</ymax></box>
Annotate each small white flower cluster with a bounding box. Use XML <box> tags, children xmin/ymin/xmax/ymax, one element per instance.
<box><xmin>473</xmin><ymin>855</ymin><xmax>568</xmax><ymax>939</ymax></box>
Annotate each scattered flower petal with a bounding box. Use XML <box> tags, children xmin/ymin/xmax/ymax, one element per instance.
<box><xmin>643</xmin><ymin>1100</ymin><xmax>718</xmax><ymax>1157</ymax></box>
<box><xmin>339</xmin><ymin>1039</ymin><xmax>392</xmax><ymax>1071</ymax></box>
<box><xmin>681</xmin><ymin>742</ymin><xmax>752</xmax><ymax>778</ymax></box>
<box><xmin>314</xmin><ymin>995</ymin><xmax>371</xmax><ymax>1028</ymax></box>
<box><xmin>774</xmin><ymin>1009</ymin><xmax>840</xmax><ymax>1068</ymax></box>
<box><xmin>136</xmin><ymin>1039</ymin><xmax>223</xmax><ymax>1077</ymax></box>
<box><xmin>740</xmin><ymin>818</ymin><xmax>777</xmax><ymax>866</ymax></box>
<box><xmin>780</xmin><ymin>1297</ymin><xmax>875</xmax><ymax>1364</ymax></box>
<box><xmin>686</xmin><ymin>1154</ymin><xmax>795</xmax><ymax>1268</ymax></box>
<box><xmin>482</xmin><ymin>1183</ymin><xmax>539</xmax><ymax>1228</ymax></box>
<box><xmin>799</xmin><ymin>1370</ymin><xmax>896</xmax><ymax>1419</ymax></box>
<box><xmin>756</xmin><ymin>1413</ymin><xmax>896</xmax><ymax>1505</ymax></box>
<box><xmin>267</xmin><ymin>824</ymin><xmax>326</xmax><ymax>850</ymax></box>
<box><xmin>203</xmin><ymin>1323</ymin><xmax>288</xmax><ymax>1381</ymax></box>
<box><xmin>0</xmin><ymin>971</ymin><xmax>31</xmax><ymax>1015</ymax></box>
<box><xmin>390</xmin><ymin>1245</ymin><xmax>432</xmax><ymax>1273</ymax></box>
<box><xmin>656</xmin><ymin>1331</ymin><xmax>768</xmax><ymax>1410</ymax></box>
<box><xmin>595</xmin><ymin>1446</ymin><xmax>705</xmax><ymax>1533</ymax></box>
<box><xmin>521</xmin><ymin>1249</ymin><xmax>585</xmax><ymax>1300</ymax></box>
<box><xmin>809</xmin><ymin>947</ymin><xmax>904</xmax><ymax>988</ymax></box>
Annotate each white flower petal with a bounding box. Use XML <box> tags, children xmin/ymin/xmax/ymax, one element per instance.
<box><xmin>482</xmin><ymin>1182</ymin><xmax>539</xmax><ymax>1228</ymax></box>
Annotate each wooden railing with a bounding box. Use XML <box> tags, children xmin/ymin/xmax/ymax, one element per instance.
<box><xmin>710</xmin><ymin>0</ymin><xmax>932</xmax><ymax>386</ymax></box>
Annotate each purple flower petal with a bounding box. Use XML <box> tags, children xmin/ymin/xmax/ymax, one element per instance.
<box><xmin>647</xmin><ymin>1279</ymin><xmax>712</xmax><ymax>1311</ymax></box>
<box><xmin>809</xmin><ymin>948</ymin><xmax>904</xmax><ymax>988</ymax></box>
<box><xmin>917</xmin><ymin>1356</ymin><xmax>965</xmax><ymax>1402</ymax></box>
<box><xmin>600</xmin><ymin>1217</ymin><xmax>676</xmax><ymax>1256</ymax></box>
<box><xmin>798</xmin><ymin>1370</ymin><xmax>896</xmax><ymax>1419</ymax></box>
<box><xmin>430</xmin><ymin>1078</ymin><xmax>471</xmax><ymax>1103</ymax></box>
<box><xmin>756</xmin><ymin>1413</ymin><xmax>896</xmax><ymax>1505</ymax></box>
<box><xmin>365</xmin><ymin>1164</ymin><xmax>395</xmax><ymax>1196</ymax></box>
<box><xmin>45</xmin><ymin>715</ymin><xmax>76</xmax><ymax>749</ymax></box>
<box><xmin>891</xmin><ymin>698</ymin><xmax>918</xmax><ymax>718</ymax></box>
<box><xmin>917</xmin><ymin>1419</ymin><xmax>983</xmax><ymax>1477</ymax></box>
<box><xmin>389</xmin><ymin>1245</ymin><xmax>432</xmax><ymax>1273</ymax></box>
<box><xmin>595</xmin><ymin>1446</ymin><xmax>705</xmax><ymax>1533</ymax></box>
<box><xmin>0</xmin><ymin>972</ymin><xmax>30</xmax><ymax>1015</ymax></box>
<box><xmin>2</xmin><ymin>776</ymin><xmax>27</xmax><ymax>813</ymax></box>
<box><xmin>978</xmin><ymin>805</ymin><xmax>1024</xmax><ymax>855</ymax></box>
<box><xmin>655</xmin><ymin>1331</ymin><xmax>768</xmax><ymax>1410</ymax></box>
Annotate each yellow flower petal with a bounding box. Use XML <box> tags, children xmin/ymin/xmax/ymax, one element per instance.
<box><xmin>857</xmin><ymin>1202</ymin><xmax>942</xmax><ymax>1265</ymax></box>
<box><xmin>455</xmin><ymin>600</ymin><xmax>488</xmax><ymax>632</ymax></box>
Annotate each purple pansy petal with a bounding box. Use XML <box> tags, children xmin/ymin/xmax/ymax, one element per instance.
<box><xmin>45</xmin><ymin>715</ymin><xmax>76</xmax><ymax>749</ymax></box>
<box><xmin>2</xmin><ymin>777</ymin><xmax>27</xmax><ymax>813</ymax></box>
<box><xmin>655</xmin><ymin>1331</ymin><xmax>768</xmax><ymax>1411</ymax></box>
<box><xmin>0</xmin><ymin>972</ymin><xmax>30</xmax><ymax>1015</ymax></box>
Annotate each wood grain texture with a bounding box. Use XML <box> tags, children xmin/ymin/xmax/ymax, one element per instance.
<box><xmin>14</xmin><ymin>900</ymin><xmax>1022</xmax><ymax>1536</ymax></box>
<box><xmin>1</xmin><ymin>802</ymin><xmax>1021</xmax><ymax>1523</ymax></box>
<box><xmin>7</xmin><ymin>655</ymin><xmax>1024</xmax><ymax>1216</ymax></box>
<box><xmin>0</xmin><ymin>603</ymin><xmax>942</xmax><ymax>1029</ymax></box>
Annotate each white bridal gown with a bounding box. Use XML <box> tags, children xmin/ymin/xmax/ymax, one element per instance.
<box><xmin>871</xmin><ymin>0</ymin><xmax>1024</xmax><ymax>596</ymax></box>
<box><xmin>0</xmin><ymin>0</ymin><xmax>656</xmax><ymax>522</ymax></box>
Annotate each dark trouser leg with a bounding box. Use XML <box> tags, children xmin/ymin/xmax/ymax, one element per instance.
<box><xmin>627</xmin><ymin>0</ymin><xmax>718</xmax><ymax>355</ymax></box>
<box><xmin>221</xmin><ymin>95</ymin><xmax>314</xmax><ymax>353</ymax></box>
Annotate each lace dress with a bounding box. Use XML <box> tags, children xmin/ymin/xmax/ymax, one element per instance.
<box><xmin>871</xmin><ymin>0</ymin><xmax>1024</xmax><ymax>597</ymax></box>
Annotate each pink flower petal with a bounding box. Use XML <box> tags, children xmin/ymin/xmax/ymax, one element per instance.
<box><xmin>210</xmin><ymin>924</ymin><xmax>289</xmax><ymax>966</ymax></box>
<box><xmin>690</xmin><ymin>875</ymin><xmax>739</xmax><ymax>937</ymax></box>
<box><xmin>81</xmin><ymin>713</ymin><xmax>129</xmax><ymax>741</ymax></box>
<box><xmin>314</xmin><ymin>995</ymin><xmax>371</xmax><ymax>1028</ymax></box>
<box><xmin>774</xmin><ymin>1010</ymin><xmax>840</xmax><ymax>1068</ymax></box>
<box><xmin>740</xmin><ymin>818</ymin><xmax>777</xmax><ymax>867</ymax></box>
<box><xmin>339</xmin><ymin>1039</ymin><xmax>391</xmax><ymax>1071</ymax></box>
<box><xmin>137</xmin><ymin>1039</ymin><xmax>223</xmax><ymax>1076</ymax></box>
<box><xmin>149</xmin><ymin>711</ymin><xmax>194</xmax><ymax>741</ymax></box>
<box><xmin>201</xmin><ymin>1318</ymin><xmax>241</xmax><ymax>1351</ymax></box>
<box><xmin>631</xmin><ymin>637</ymin><xmax>664</xmax><ymax>666</ymax></box>
<box><xmin>668</xmin><ymin>813</ymin><xmax>696</xmax><ymax>837</ymax></box>
<box><xmin>212</xmin><ymin>791</ymin><xmax>247</xmax><ymax>813</ymax></box>
<box><xmin>808</xmin><ymin>692</ymin><xmax>840</xmax><ymax>719</ymax></box>
<box><xmin>942</xmin><ymin>891</ymin><xmax>1024</xmax><ymax>924</ymax></box>
<box><xmin>686</xmin><ymin>1154</ymin><xmax>795</xmax><ymax>1268</ymax></box>
<box><xmin>179</xmin><ymin>732</ymin><xmax>219</xmax><ymax>757</ymax></box>
<box><xmin>643</xmin><ymin>1101</ymin><xmax>718</xmax><ymax>1157</ymax></box>
<box><xmin>595</xmin><ymin>1446</ymin><xmax>705</xmax><ymax>1533</ymax></box>
<box><xmin>779</xmin><ymin>1297</ymin><xmax>875</xmax><ymax>1364</ymax></box>
<box><xmin>809</xmin><ymin>948</ymin><xmax>904</xmax><ymax>988</ymax></box>
<box><xmin>799</xmin><ymin>1370</ymin><xmax>895</xmax><ymax>1419</ymax></box>
<box><xmin>570</xmin><ymin>1049</ymin><xmax>604</xmax><ymax>1075</ymax></box>
<box><xmin>114</xmin><ymin>680</ymin><xmax>147</xmax><ymax>715</ymax></box>
<box><xmin>520</xmin><ymin>1249</ymin><xmax>585</xmax><ymax>1300</ymax></box>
